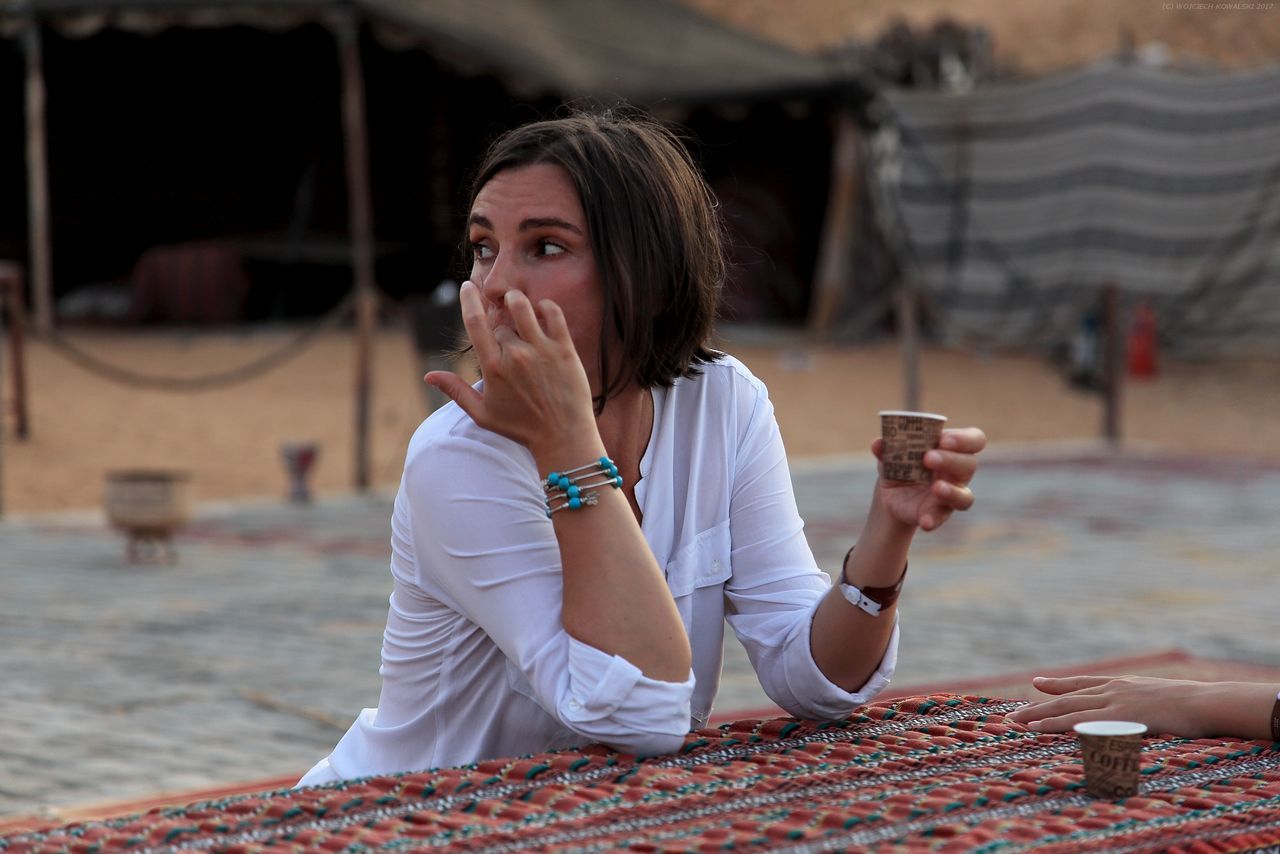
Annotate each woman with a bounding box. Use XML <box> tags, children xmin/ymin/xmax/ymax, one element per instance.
<box><xmin>297</xmin><ymin>111</ymin><xmax>986</xmax><ymax>786</ymax></box>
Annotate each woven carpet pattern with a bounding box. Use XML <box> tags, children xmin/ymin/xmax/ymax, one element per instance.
<box><xmin>4</xmin><ymin>695</ymin><xmax>1280</xmax><ymax>852</ymax></box>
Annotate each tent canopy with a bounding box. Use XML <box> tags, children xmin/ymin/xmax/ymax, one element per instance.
<box><xmin>2</xmin><ymin>0</ymin><xmax>853</xmax><ymax>102</ymax></box>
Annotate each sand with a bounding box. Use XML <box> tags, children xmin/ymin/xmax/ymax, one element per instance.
<box><xmin>2</xmin><ymin>321</ymin><xmax>1279</xmax><ymax>515</ymax></box>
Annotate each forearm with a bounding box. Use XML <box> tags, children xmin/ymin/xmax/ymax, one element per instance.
<box><xmin>1187</xmin><ymin>682</ymin><xmax>1279</xmax><ymax>740</ymax></box>
<box><xmin>810</xmin><ymin>494</ymin><xmax>915</xmax><ymax>691</ymax></box>
<box><xmin>535</xmin><ymin>439</ymin><xmax>692</xmax><ymax>684</ymax></box>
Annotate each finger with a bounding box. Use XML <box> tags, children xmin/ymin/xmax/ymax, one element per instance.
<box><xmin>923</xmin><ymin>449</ymin><xmax>979</xmax><ymax>486</ymax></box>
<box><xmin>932</xmin><ymin>479</ymin><xmax>974</xmax><ymax>511</ymax></box>
<box><xmin>1015</xmin><ymin>714</ymin><xmax>1073</xmax><ymax>733</ymax></box>
<box><xmin>1032</xmin><ymin>675</ymin><xmax>1115</xmax><ymax>694</ymax></box>
<box><xmin>505</xmin><ymin>289</ymin><xmax>548</xmax><ymax>343</ymax></box>
<box><xmin>1007</xmin><ymin>693</ymin><xmax>1104</xmax><ymax>725</ymax></box>
<box><xmin>919</xmin><ymin>512</ymin><xmax>944</xmax><ymax>532</ymax></box>
<box><xmin>492</xmin><ymin>323</ymin><xmax>520</xmax><ymax>350</ymax></box>
<box><xmin>537</xmin><ymin>298</ymin><xmax>573</xmax><ymax>347</ymax></box>
<box><xmin>870</xmin><ymin>437</ymin><xmax>884</xmax><ymax>458</ymax></box>
<box><xmin>1020</xmin><ymin>709</ymin><xmax>1117</xmax><ymax>734</ymax></box>
<box><xmin>1004</xmin><ymin>678</ymin><xmax>1113</xmax><ymax>722</ymax></box>
<box><xmin>425</xmin><ymin>371</ymin><xmax>485</xmax><ymax>421</ymax></box>
<box><xmin>939</xmin><ymin>427</ymin><xmax>987</xmax><ymax>454</ymax></box>
<box><xmin>458</xmin><ymin>281</ymin><xmax>500</xmax><ymax>368</ymax></box>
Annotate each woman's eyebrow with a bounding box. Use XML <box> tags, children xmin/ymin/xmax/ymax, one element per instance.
<box><xmin>520</xmin><ymin>217</ymin><xmax>583</xmax><ymax>234</ymax></box>
<box><xmin>467</xmin><ymin>214</ymin><xmax>583</xmax><ymax>235</ymax></box>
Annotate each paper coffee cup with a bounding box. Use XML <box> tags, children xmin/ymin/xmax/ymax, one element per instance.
<box><xmin>878</xmin><ymin>411</ymin><xmax>947</xmax><ymax>483</ymax></box>
<box><xmin>1074</xmin><ymin>720</ymin><xmax>1147</xmax><ymax>798</ymax></box>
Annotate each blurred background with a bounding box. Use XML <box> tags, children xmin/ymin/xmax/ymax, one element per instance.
<box><xmin>0</xmin><ymin>0</ymin><xmax>1278</xmax><ymax>508</ymax></box>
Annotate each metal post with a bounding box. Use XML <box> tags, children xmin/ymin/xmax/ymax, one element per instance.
<box><xmin>21</xmin><ymin>17</ymin><xmax>54</xmax><ymax>335</ymax></box>
<box><xmin>896</xmin><ymin>282</ymin><xmax>921</xmax><ymax>411</ymax></box>
<box><xmin>1101</xmin><ymin>284</ymin><xmax>1123</xmax><ymax>445</ymax></box>
<box><xmin>334</xmin><ymin>12</ymin><xmax>377</xmax><ymax>492</ymax></box>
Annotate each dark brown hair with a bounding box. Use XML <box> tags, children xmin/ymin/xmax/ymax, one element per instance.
<box><xmin>464</xmin><ymin>109</ymin><xmax>724</xmax><ymax>411</ymax></box>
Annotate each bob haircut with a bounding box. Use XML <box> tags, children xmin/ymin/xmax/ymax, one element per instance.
<box><xmin>463</xmin><ymin>110</ymin><xmax>724</xmax><ymax>410</ymax></box>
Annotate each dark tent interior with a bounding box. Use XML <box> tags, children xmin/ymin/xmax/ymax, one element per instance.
<box><xmin>1</xmin><ymin>18</ymin><xmax>839</xmax><ymax>326</ymax></box>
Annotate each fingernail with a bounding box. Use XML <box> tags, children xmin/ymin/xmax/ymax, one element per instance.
<box><xmin>1027</xmin><ymin>721</ymin><xmax>1042</xmax><ymax>731</ymax></box>
<box><xmin>924</xmin><ymin>450</ymin><xmax>941</xmax><ymax>465</ymax></box>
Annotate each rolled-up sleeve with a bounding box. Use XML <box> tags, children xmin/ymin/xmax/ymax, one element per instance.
<box><xmin>561</xmin><ymin>637</ymin><xmax>694</xmax><ymax>755</ymax></box>
<box><xmin>778</xmin><ymin>607</ymin><xmax>899</xmax><ymax>718</ymax></box>
<box><xmin>404</xmin><ymin>434</ymin><xmax>694</xmax><ymax>755</ymax></box>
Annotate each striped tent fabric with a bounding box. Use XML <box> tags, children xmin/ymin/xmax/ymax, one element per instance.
<box><xmin>881</xmin><ymin>60</ymin><xmax>1280</xmax><ymax>357</ymax></box>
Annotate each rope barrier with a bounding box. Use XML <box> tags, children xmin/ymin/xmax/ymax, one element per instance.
<box><xmin>42</xmin><ymin>290</ymin><xmax>356</xmax><ymax>393</ymax></box>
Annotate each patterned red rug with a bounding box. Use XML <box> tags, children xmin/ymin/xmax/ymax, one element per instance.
<box><xmin>4</xmin><ymin>649</ymin><xmax>1277</xmax><ymax>837</ymax></box>
<box><xmin>4</xmin><ymin>694</ymin><xmax>1279</xmax><ymax>852</ymax></box>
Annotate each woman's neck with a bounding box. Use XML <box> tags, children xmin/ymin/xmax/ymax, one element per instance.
<box><xmin>595</xmin><ymin>384</ymin><xmax>653</xmax><ymax>463</ymax></box>
<box><xmin>594</xmin><ymin>384</ymin><xmax>654</xmax><ymax>520</ymax></box>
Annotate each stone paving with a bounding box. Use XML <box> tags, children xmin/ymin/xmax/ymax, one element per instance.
<box><xmin>1</xmin><ymin>444</ymin><xmax>1278</xmax><ymax>820</ymax></box>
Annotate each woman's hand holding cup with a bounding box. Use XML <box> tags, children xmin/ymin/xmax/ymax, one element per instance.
<box><xmin>872</xmin><ymin>423</ymin><xmax>986</xmax><ymax>532</ymax></box>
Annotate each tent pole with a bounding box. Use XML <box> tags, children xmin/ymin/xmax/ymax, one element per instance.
<box><xmin>0</xmin><ymin>268</ymin><xmax>5</xmax><ymax>519</ymax></box>
<box><xmin>21</xmin><ymin>17</ymin><xmax>54</xmax><ymax>335</ymax></box>
<box><xmin>334</xmin><ymin>12</ymin><xmax>378</xmax><ymax>493</ymax></box>
<box><xmin>0</xmin><ymin>264</ymin><xmax>30</xmax><ymax>441</ymax></box>
<box><xmin>808</xmin><ymin>105</ymin><xmax>861</xmax><ymax>335</ymax></box>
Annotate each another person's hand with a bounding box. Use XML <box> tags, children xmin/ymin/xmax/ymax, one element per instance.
<box><xmin>1008</xmin><ymin>676</ymin><xmax>1207</xmax><ymax>736</ymax></box>
<box><xmin>1007</xmin><ymin>675</ymin><xmax>1280</xmax><ymax>741</ymax></box>
<box><xmin>425</xmin><ymin>281</ymin><xmax>598</xmax><ymax>457</ymax></box>
<box><xmin>872</xmin><ymin>427</ymin><xmax>986</xmax><ymax>531</ymax></box>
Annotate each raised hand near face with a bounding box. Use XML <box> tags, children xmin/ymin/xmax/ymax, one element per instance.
<box><xmin>424</xmin><ymin>280</ymin><xmax>598</xmax><ymax>457</ymax></box>
<box><xmin>872</xmin><ymin>427</ymin><xmax>987</xmax><ymax>531</ymax></box>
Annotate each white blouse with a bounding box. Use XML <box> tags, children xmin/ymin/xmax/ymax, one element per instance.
<box><xmin>298</xmin><ymin>355</ymin><xmax>897</xmax><ymax>786</ymax></box>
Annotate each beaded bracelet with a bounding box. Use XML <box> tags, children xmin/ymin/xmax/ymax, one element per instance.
<box><xmin>544</xmin><ymin>456</ymin><xmax>624</xmax><ymax>516</ymax></box>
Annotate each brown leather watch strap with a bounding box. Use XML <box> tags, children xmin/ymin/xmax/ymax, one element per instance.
<box><xmin>1271</xmin><ymin>690</ymin><xmax>1280</xmax><ymax>742</ymax></box>
<box><xmin>840</xmin><ymin>545</ymin><xmax>908</xmax><ymax>614</ymax></box>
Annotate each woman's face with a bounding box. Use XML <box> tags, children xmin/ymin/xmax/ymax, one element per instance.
<box><xmin>467</xmin><ymin>162</ymin><xmax>606</xmax><ymax>387</ymax></box>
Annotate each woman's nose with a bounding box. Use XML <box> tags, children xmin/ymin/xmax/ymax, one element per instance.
<box><xmin>477</xmin><ymin>253</ymin><xmax>517</xmax><ymax>305</ymax></box>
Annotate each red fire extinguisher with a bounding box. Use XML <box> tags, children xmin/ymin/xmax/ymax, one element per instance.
<box><xmin>1127</xmin><ymin>300</ymin><xmax>1158</xmax><ymax>379</ymax></box>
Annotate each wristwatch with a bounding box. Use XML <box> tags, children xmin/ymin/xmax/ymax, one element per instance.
<box><xmin>839</xmin><ymin>547</ymin><xmax>907</xmax><ymax>617</ymax></box>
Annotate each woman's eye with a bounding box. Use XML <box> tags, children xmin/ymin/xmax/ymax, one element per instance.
<box><xmin>469</xmin><ymin>242</ymin><xmax>493</xmax><ymax>261</ymax></box>
<box><xmin>538</xmin><ymin>240</ymin><xmax>565</xmax><ymax>257</ymax></box>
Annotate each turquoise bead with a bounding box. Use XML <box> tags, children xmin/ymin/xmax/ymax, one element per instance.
<box><xmin>568</xmin><ymin>496</ymin><xmax>582</xmax><ymax>509</ymax></box>
<box><xmin>557</xmin><ymin>475</ymin><xmax>571</xmax><ymax>490</ymax></box>
<box><xmin>567</xmin><ymin>485</ymin><xmax>580</xmax><ymax>498</ymax></box>
<box><xmin>546</xmin><ymin>472</ymin><xmax>559</xmax><ymax>485</ymax></box>
<box><xmin>613</xmin><ymin>475</ymin><xmax>623</xmax><ymax>488</ymax></box>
